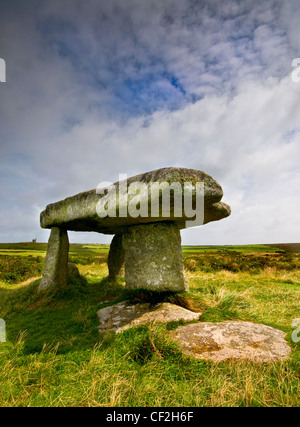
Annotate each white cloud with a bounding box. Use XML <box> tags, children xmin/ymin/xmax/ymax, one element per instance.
<box><xmin>0</xmin><ymin>0</ymin><xmax>299</xmax><ymax>244</ymax></box>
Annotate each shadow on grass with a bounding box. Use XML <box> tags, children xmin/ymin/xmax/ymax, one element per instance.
<box><xmin>0</xmin><ymin>275</ymin><xmax>205</xmax><ymax>356</ymax></box>
<box><xmin>0</xmin><ymin>275</ymin><xmax>125</xmax><ymax>355</ymax></box>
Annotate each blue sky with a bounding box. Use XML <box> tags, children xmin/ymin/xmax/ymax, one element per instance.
<box><xmin>0</xmin><ymin>0</ymin><xmax>299</xmax><ymax>245</ymax></box>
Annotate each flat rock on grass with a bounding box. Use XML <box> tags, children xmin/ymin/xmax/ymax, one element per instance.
<box><xmin>169</xmin><ymin>321</ymin><xmax>291</xmax><ymax>363</ymax></box>
<box><xmin>97</xmin><ymin>302</ymin><xmax>201</xmax><ymax>333</ymax></box>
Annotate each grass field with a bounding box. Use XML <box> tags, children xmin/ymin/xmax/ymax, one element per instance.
<box><xmin>0</xmin><ymin>242</ymin><xmax>299</xmax><ymax>407</ymax></box>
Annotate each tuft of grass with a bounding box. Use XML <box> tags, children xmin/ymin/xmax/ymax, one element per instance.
<box><xmin>199</xmin><ymin>285</ymin><xmax>250</xmax><ymax>322</ymax></box>
<box><xmin>121</xmin><ymin>324</ymin><xmax>183</xmax><ymax>365</ymax></box>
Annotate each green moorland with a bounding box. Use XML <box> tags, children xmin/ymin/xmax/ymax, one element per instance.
<box><xmin>0</xmin><ymin>242</ymin><xmax>299</xmax><ymax>407</ymax></box>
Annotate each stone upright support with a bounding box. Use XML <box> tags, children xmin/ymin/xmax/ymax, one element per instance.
<box><xmin>38</xmin><ymin>227</ymin><xmax>69</xmax><ymax>292</ymax></box>
<box><xmin>108</xmin><ymin>234</ymin><xmax>125</xmax><ymax>280</ymax></box>
<box><xmin>122</xmin><ymin>222</ymin><xmax>188</xmax><ymax>292</ymax></box>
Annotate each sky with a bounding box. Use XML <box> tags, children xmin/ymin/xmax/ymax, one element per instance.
<box><xmin>0</xmin><ymin>0</ymin><xmax>299</xmax><ymax>245</ymax></box>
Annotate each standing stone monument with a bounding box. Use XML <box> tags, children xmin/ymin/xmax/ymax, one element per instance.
<box><xmin>38</xmin><ymin>227</ymin><xmax>69</xmax><ymax>292</ymax></box>
<box><xmin>38</xmin><ymin>168</ymin><xmax>292</xmax><ymax>365</ymax></box>
<box><xmin>38</xmin><ymin>167</ymin><xmax>230</xmax><ymax>293</ymax></box>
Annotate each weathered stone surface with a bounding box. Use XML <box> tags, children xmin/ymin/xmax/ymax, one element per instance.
<box><xmin>40</xmin><ymin>167</ymin><xmax>231</xmax><ymax>234</ymax></box>
<box><xmin>122</xmin><ymin>222</ymin><xmax>188</xmax><ymax>292</ymax></box>
<box><xmin>97</xmin><ymin>302</ymin><xmax>201</xmax><ymax>333</ymax></box>
<box><xmin>169</xmin><ymin>321</ymin><xmax>291</xmax><ymax>363</ymax></box>
<box><xmin>108</xmin><ymin>234</ymin><xmax>125</xmax><ymax>279</ymax></box>
<box><xmin>38</xmin><ymin>227</ymin><xmax>69</xmax><ymax>292</ymax></box>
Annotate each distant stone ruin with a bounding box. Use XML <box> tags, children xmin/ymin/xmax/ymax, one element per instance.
<box><xmin>38</xmin><ymin>167</ymin><xmax>231</xmax><ymax>293</ymax></box>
